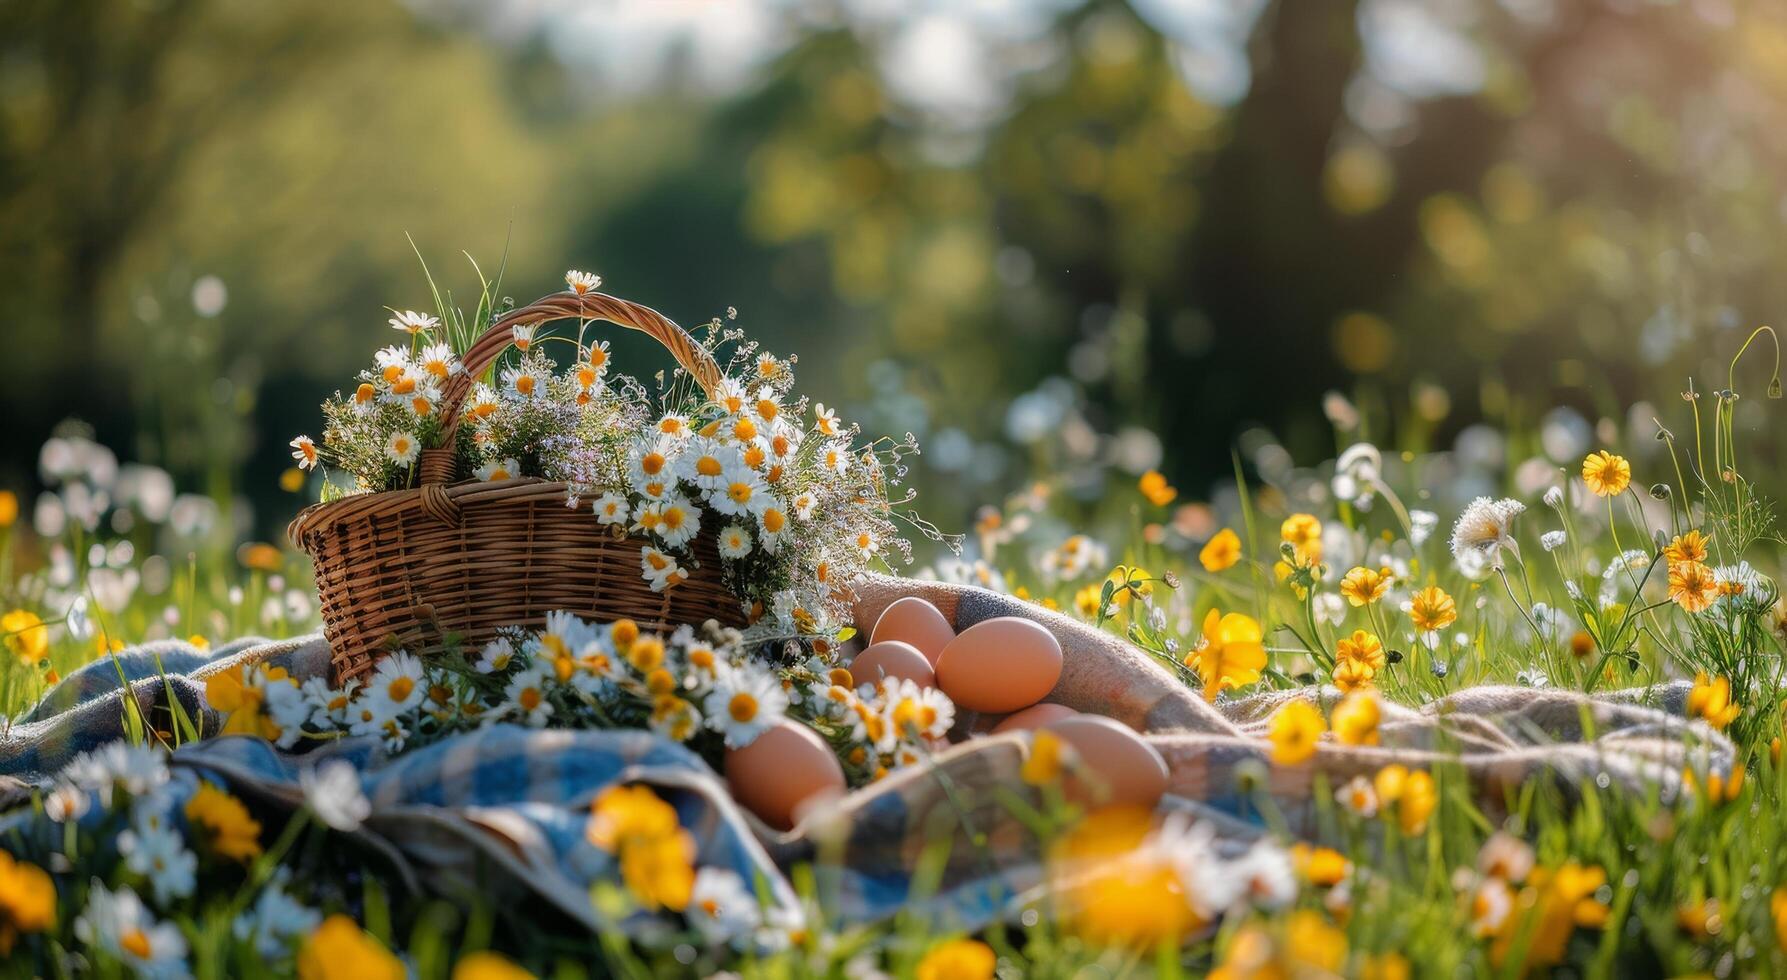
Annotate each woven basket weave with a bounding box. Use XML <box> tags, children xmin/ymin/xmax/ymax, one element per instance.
<box><xmin>289</xmin><ymin>290</ymin><xmax>746</xmax><ymax>683</ymax></box>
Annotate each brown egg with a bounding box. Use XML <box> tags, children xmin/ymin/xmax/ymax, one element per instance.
<box><xmin>723</xmin><ymin>721</ymin><xmax>847</xmax><ymax>831</ymax></box>
<box><xmin>1045</xmin><ymin>715</ymin><xmax>1168</xmax><ymax>809</ymax></box>
<box><xmin>850</xmin><ymin>640</ymin><xmax>936</xmax><ymax>688</ymax></box>
<box><xmin>991</xmin><ymin>702</ymin><xmax>1078</xmax><ymax>734</ymax></box>
<box><xmin>870</xmin><ymin>597</ymin><xmax>956</xmax><ymax>665</ymax></box>
<box><xmin>934</xmin><ymin>616</ymin><xmax>1063</xmax><ymax>714</ymax></box>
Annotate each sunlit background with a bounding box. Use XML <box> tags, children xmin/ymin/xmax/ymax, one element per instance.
<box><xmin>4</xmin><ymin>0</ymin><xmax>1787</xmax><ymax>548</ymax></box>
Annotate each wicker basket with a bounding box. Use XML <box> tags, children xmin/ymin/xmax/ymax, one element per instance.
<box><xmin>289</xmin><ymin>290</ymin><xmax>747</xmax><ymax>683</ymax></box>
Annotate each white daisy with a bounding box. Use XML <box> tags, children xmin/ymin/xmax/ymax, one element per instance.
<box><xmin>475</xmin><ymin>637</ymin><xmax>518</xmax><ymax>674</ymax></box>
<box><xmin>687</xmin><ymin>867</ymin><xmax>762</xmax><ymax>944</ymax></box>
<box><xmin>497</xmin><ymin>666</ymin><xmax>555</xmax><ymax>727</ymax></box>
<box><xmin>679</xmin><ymin>437</ymin><xmax>736</xmax><ymax>491</ymax></box>
<box><xmin>303</xmin><ymin>677</ymin><xmax>358</xmax><ymax>729</ymax></box>
<box><xmin>640</xmin><ymin>546</ymin><xmax>690</xmax><ymax>592</ymax></box>
<box><xmin>374</xmin><ymin>344</ymin><xmax>411</xmax><ymax>377</ymax></box>
<box><xmin>500</xmin><ymin>365</ymin><xmax>540</xmax><ymax>399</ymax></box>
<box><xmin>475</xmin><ymin>457</ymin><xmax>520</xmax><ymax>482</ymax></box>
<box><xmin>589</xmin><ymin>492</ymin><xmax>630</xmax><ymax>527</ymax></box>
<box><xmin>566</xmin><ymin>269</ymin><xmax>603</xmax><ymax>294</ymax></box>
<box><xmin>820</xmin><ymin>440</ymin><xmax>851</xmax><ymax>476</ymax></box>
<box><xmin>463</xmin><ymin>383</ymin><xmax>499</xmax><ymax>423</ymax></box>
<box><xmin>757</xmin><ymin>504</ymin><xmax>789</xmax><ymax>554</ymax></box>
<box><xmin>578</xmin><ymin>340</ymin><xmax>611</xmax><ymax>386</ymax></box>
<box><xmin>416</xmin><ymin>342</ymin><xmax>460</xmax><ymax>380</ymax></box>
<box><xmin>288</xmin><ymin>436</ymin><xmax>318</xmax><ymax>471</ymax></box>
<box><xmin>73</xmin><ymin>882</ymin><xmax>191</xmax><ymax>979</ymax></box>
<box><xmin>232</xmin><ymin>871</ymin><xmax>322</xmax><ymax>960</ymax></box>
<box><xmin>708</xmin><ymin>460</ymin><xmax>770</xmax><ymax>518</ymax></box>
<box><xmin>628</xmin><ymin>438</ymin><xmax>681</xmax><ymax>499</ymax></box>
<box><xmin>703</xmin><ymin>665</ymin><xmax>789</xmax><ymax>748</ymax></box>
<box><xmin>791</xmin><ymin>491</ymin><xmax>818</xmax><ymax>520</ymax></box>
<box><xmin>880</xmin><ymin>677</ymin><xmax>955</xmax><ymax>741</ymax></box>
<box><xmin>366</xmin><ymin>651</ymin><xmax>425</xmax><ymax>714</ymax></box>
<box><xmin>384</xmin><ymin>430</ymin><xmax>420</xmax><ymax>467</ymax></box>
<box><xmin>300</xmin><ymin>760</ymin><xmax>370</xmax><ymax>832</ymax></box>
<box><xmin>1335</xmin><ymin>775</ymin><xmax>1379</xmax><ymax>817</ymax></box>
<box><xmin>636</xmin><ymin>496</ymin><xmax>701</xmax><ymax>549</ymax></box>
<box><xmin>813</xmin><ymin>403</ymin><xmax>841</xmax><ymax>437</ymax></box>
<box><xmin>752</xmin><ymin>387</ymin><xmax>782</xmax><ymax>424</ymax></box>
<box><xmin>655</xmin><ymin>413</ymin><xmax>691</xmax><ymax>440</ymax></box>
<box><xmin>717</xmin><ymin>524</ymin><xmax>754</xmax><ymax>560</ymax></box>
<box><xmin>61</xmin><ymin>742</ymin><xmax>170</xmax><ymax>805</ymax></box>
<box><xmin>714</xmin><ymin>376</ymin><xmax>748</xmax><ymax>416</ymax></box>
<box><xmin>388</xmin><ymin>309</ymin><xmax>439</xmax><ymax>336</ymax></box>
<box><xmin>118</xmin><ymin>806</ymin><xmax>196</xmax><ymax>905</ymax></box>
<box><xmin>851</xmin><ymin>529</ymin><xmax>879</xmax><ymax>559</ymax></box>
<box><xmin>511</xmin><ymin>323</ymin><xmax>537</xmax><ymax>353</ymax></box>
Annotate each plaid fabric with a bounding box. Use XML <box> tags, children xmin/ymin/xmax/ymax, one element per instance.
<box><xmin>0</xmin><ymin>576</ymin><xmax>1740</xmax><ymax>935</ymax></box>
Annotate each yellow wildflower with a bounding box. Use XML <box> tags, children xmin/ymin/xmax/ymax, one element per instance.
<box><xmin>1268</xmin><ymin>700</ymin><xmax>1325</xmax><ymax>765</ymax></box>
<box><xmin>1281</xmin><ymin>513</ymin><xmax>1323</xmax><ymax>562</ymax></box>
<box><xmin>1191</xmin><ymin>608</ymin><xmax>1267</xmax><ymax>702</ymax></box>
<box><xmin>1199</xmin><ymin>528</ymin><xmax>1242</xmax><ymax>573</ymax></box>
<box><xmin>1360</xmin><ymin>951</ymin><xmax>1412</xmax><ymax>980</ymax></box>
<box><xmin>2</xmin><ymin>609</ymin><xmax>48</xmax><ymax>666</ymax></box>
<box><xmin>915</xmin><ymin>938</ymin><xmax>995</xmax><ymax>980</ymax></box>
<box><xmin>1291</xmin><ymin>843</ymin><xmax>1350</xmax><ymax>887</ymax></box>
<box><xmin>1057</xmin><ymin>809</ymin><xmax>1200</xmax><ymax>948</ymax></box>
<box><xmin>1581</xmin><ymin>450</ymin><xmax>1630</xmax><ymax>497</ymax></box>
<box><xmin>184</xmin><ymin>782</ymin><xmax>264</xmax><ymax>862</ymax></box>
<box><xmin>586</xmin><ymin>784</ymin><xmax>694</xmax><ymax>912</ymax></box>
<box><xmin>0</xmin><ymin>490</ymin><xmax>16</xmax><ymax>528</ymax></box>
<box><xmin>1668</xmin><ymin>560</ymin><xmax>1718</xmax><ymax>613</ymax></box>
<box><xmin>1687</xmin><ymin>672</ymin><xmax>1740</xmax><ymax>729</ymax></box>
<box><xmin>1772</xmin><ymin>888</ymin><xmax>1787</xmax><ymax>954</ymax></box>
<box><xmin>1335</xmin><ymin>629</ymin><xmax>1386</xmax><ymax>672</ymax></box>
<box><xmin>1380</xmin><ymin>767</ymin><xmax>1437</xmax><ymax>833</ymax></box>
<box><xmin>1408</xmin><ymin>586</ymin><xmax>1457</xmax><ymax>633</ymax></box>
<box><xmin>1332</xmin><ymin>691</ymin><xmax>1381</xmax><ymax>746</ymax></box>
<box><xmin>1663</xmin><ymin>529</ymin><xmax>1711</xmax><ymax>567</ymax></box>
<box><xmin>297</xmin><ymin>915</ymin><xmax>406</xmax><ymax>980</ymax></box>
<box><xmin>1138</xmin><ymin>470</ymin><xmax>1177</xmax><ymax>507</ymax></box>
<box><xmin>1339</xmin><ymin>566</ymin><xmax>1393</xmax><ymax>607</ymax></box>
<box><xmin>1022</xmin><ymin>730</ymin><xmax>1068</xmax><ymax>786</ymax></box>
<box><xmin>1490</xmin><ymin>863</ymin><xmax>1609</xmax><ymax>969</ymax></box>
<box><xmin>0</xmin><ymin>850</ymin><xmax>56</xmax><ymax>955</ymax></box>
<box><xmin>1332</xmin><ymin>657</ymin><xmax>1376</xmax><ymax>693</ymax></box>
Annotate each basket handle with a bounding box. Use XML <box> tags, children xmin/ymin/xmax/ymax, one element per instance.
<box><xmin>422</xmin><ymin>290</ymin><xmax>726</xmax><ymax>485</ymax></box>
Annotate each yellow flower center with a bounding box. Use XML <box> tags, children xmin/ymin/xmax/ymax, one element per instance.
<box><xmin>387</xmin><ymin>676</ymin><xmax>414</xmax><ymax>702</ymax></box>
<box><xmin>520</xmin><ymin>687</ymin><xmax>542</xmax><ymax>711</ymax></box>
<box><xmin>516</xmin><ymin>375</ymin><xmax>535</xmax><ymax>396</ymax></box>
<box><xmin>756</xmin><ymin>399</ymin><xmax>778</xmax><ymax>421</ymax></box>
<box><xmin>641</xmin><ymin>452</ymin><xmax>666</xmax><ymax>475</ymax></box>
<box><xmin>733</xmin><ymin>418</ymin><xmax>758</xmax><ymax>441</ymax></box>
<box><xmin>661</xmin><ymin>508</ymin><xmax>685</xmax><ymax>531</ymax></box>
<box><xmin>762</xmin><ymin>509</ymin><xmax>786</xmax><ymax>533</ymax></box>
<box><xmin>729</xmin><ymin>692</ymin><xmax>759</xmax><ymax>722</ymax></box>
<box><xmin>696</xmin><ymin>455</ymin><xmax>723</xmax><ymax>477</ymax></box>
<box><xmin>121</xmin><ymin>928</ymin><xmax>152</xmax><ymax>959</ymax></box>
<box><xmin>728</xmin><ymin>482</ymin><xmax>753</xmax><ymax>504</ymax></box>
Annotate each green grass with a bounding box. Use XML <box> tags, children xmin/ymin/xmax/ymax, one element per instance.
<box><xmin>3</xmin><ymin>369</ymin><xmax>1787</xmax><ymax>978</ymax></box>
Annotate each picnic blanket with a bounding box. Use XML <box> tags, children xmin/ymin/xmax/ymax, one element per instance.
<box><xmin>0</xmin><ymin>574</ymin><xmax>1736</xmax><ymax>935</ymax></box>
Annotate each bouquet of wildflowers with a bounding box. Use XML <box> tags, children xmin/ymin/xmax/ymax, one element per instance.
<box><xmin>290</xmin><ymin>269</ymin><xmax>949</xmax><ymax>643</ymax></box>
<box><xmin>207</xmin><ymin>612</ymin><xmax>956</xmax><ymax>786</ymax></box>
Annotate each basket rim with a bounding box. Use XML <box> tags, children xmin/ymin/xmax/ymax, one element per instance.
<box><xmin>286</xmin><ymin>476</ymin><xmax>577</xmax><ymax>546</ymax></box>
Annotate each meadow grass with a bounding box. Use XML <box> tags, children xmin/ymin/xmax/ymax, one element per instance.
<box><xmin>3</xmin><ymin>359</ymin><xmax>1786</xmax><ymax>978</ymax></box>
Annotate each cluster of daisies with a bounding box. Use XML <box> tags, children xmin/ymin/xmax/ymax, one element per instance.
<box><xmin>291</xmin><ymin>270</ymin><xmax>932</xmax><ymax>638</ymax></box>
<box><xmin>208</xmin><ymin>611</ymin><xmax>955</xmax><ymax>785</ymax></box>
